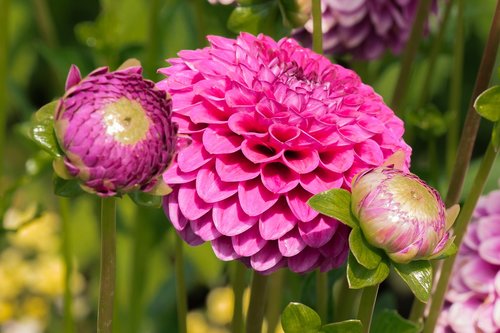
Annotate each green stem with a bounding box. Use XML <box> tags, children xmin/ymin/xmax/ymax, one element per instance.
<box><xmin>444</xmin><ymin>0</ymin><xmax>500</xmax><ymax>207</ymax></box>
<box><xmin>231</xmin><ymin>261</ymin><xmax>246</xmax><ymax>333</ymax></box>
<box><xmin>175</xmin><ymin>235</ymin><xmax>187</xmax><ymax>333</ymax></box>
<box><xmin>423</xmin><ymin>141</ymin><xmax>499</xmax><ymax>333</ymax></box>
<box><xmin>357</xmin><ymin>284</ymin><xmax>379</xmax><ymax>333</ymax></box>
<box><xmin>408</xmin><ymin>298</ymin><xmax>425</xmax><ymax>324</ymax></box>
<box><xmin>316</xmin><ymin>271</ymin><xmax>328</xmax><ymax>322</ymax></box>
<box><xmin>0</xmin><ymin>0</ymin><xmax>9</xmax><ymax>175</ymax></box>
<box><xmin>59</xmin><ymin>197</ymin><xmax>74</xmax><ymax>333</ymax></box>
<box><xmin>390</xmin><ymin>0</ymin><xmax>433</xmax><ymax>116</ymax></box>
<box><xmin>446</xmin><ymin>0</ymin><xmax>465</xmax><ymax>178</ymax></box>
<box><xmin>145</xmin><ymin>0</ymin><xmax>161</xmax><ymax>79</ymax></box>
<box><xmin>266</xmin><ymin>270</ymin><xmax>284</xmax><ymax>333</ymax></box>
<box><xmin>312</xmin><ymin>0</ymin><xmax>323</xmax><ymax>54</ymax></box>
<box><xmin>334</xmin><ymin>276</ymin><xmax>361</xmax><ymax>322</ymax></box>
<box><xmin>245</xmin><ymin>272</ymin><xmax>269</xmax><ymax>333</ymax></box>
<box><xmin>98</xmin><ymin>197</ymin><xmax>117</xmax><ymax>333</ymax></box>
<box><xmin>33</xmin><ymin>0</ymin><xmax>58</xmax><ymax>48</ymax></box>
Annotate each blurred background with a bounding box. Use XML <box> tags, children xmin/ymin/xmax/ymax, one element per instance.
<box><xmin>1</xmin><ymin>0</ymin><xmax>499</xmax><ymax>332</ymax></box>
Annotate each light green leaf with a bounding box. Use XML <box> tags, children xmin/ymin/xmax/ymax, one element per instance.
<box><xmin>371</xmin><ymin>309</ymin><xmax>422</xmax><ymax>333</ymax></box>
<box><xmin>128</xmin><ymin>191</ymin><xmax>162</xmax><ymax>208</ymax></box>
<box><xmin>278</xmin><ymin>0</ymin><xmax>310</xmax><ymax>27</ymax></box>
<box><xmin>321</xmin><ymin>320</ymin><xmax>363</xmax><ymax>333</ymax></box>
<box><xmin>347</xmin><ymin>253</ymin><xmax>390</xmax><ymax>289</ymax></box>
<box><xmin>474</xmin><ymin>85</ymin><xmax>500</xmax><ymax>122</ymax></box>
<box><xmin>281</xmin><ymin>303</ymin><xmax>321</xmax><ymax>333</ymax></box>
<box><xmin>349</xmin><ymin>227</ymin><xmax>383</xmax><ymax>270</ymax></box>
<box><xmin>393</xmin><ymin>261</ymin><xmax>432</xmax><ymax>303</ymax></box>
<box><xmin>308</xmin><ymin>189</ymin><xmax>357</xmax><ymax>228</ymax></box>
<box><xmin>227</xmin><ymin>2</ymin><xmax>281</xmax><ymax>35</ymax></box>
<box><xmin>53</xmin><ymin>176</ymin><xmax>85</xmax><ymax>198</ymax></box>
<box><xmin>428</xmin><ymin>237</ymin><xmax>457</xmax><ymax>260</ymax></box>
<box><xmin>30</xmin><ymin>101</ymin><xmax>63</xmax><ymax>157</ymax></box>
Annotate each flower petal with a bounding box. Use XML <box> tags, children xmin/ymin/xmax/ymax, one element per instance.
<box><xmin>288</xmin><ymin>247</ymin><xmax>321</xmax><ymax>273</ymax></box>
<box><xmin>320</xmin><ymin>148</ymin><xmax>354</xmax><ymax>173</ymax></box>
<box><xmin>215</xmin><ymin>152</ymin><xmax>260</xmax><ymax>182</ymax></box>
<box><xmin>259</xmin><ymin>198</ymin><xmax>297</xmax><ymax>240</ymax></box>
<box><xmin>163</xmin><ymin>163</ymin><xmax>197</xmax><ymax>184</ymax></box>
<box><xmin>300</xmin><ymin>168</ymin><xmax>344</xmax><ymax>193</ymax></box>
<box><xmin>178</xmin><ymin>182</ymin><xmax>211</xmax><ymax>220</ymax></box>
<box><xmin>286</xmin><ymin>187</ymin><xmax>318</xmax><ymax>222</ymax></box>
<box><xmin>298</xmin><ymin>216</ymin><xmax>339</xmax><ymax>248</ymax></box>
<box><xmin>261</xmin><ymin>162</ymin><xmax>300</xmax><ymax>194</ymax></box>
<box><xmin>282</xmin><ymin>149</ymin><xmax>320</xmax><ymax>174</ymax></box>
<box><xmin>479</xmin><ymin>236</ymin><xmax>500</xmax><ymax>265</ymax></box>
<box><xmin>278</xmin><ymin>228</ymin><xmax>307</xmax><ymax>257</ymax></box>
<box><xmin>212</xmin><ymin>236</ymin><xmax>241</xmax><ymax>260</ymax></box>
<box><xmin>232</xmin><ymin>224</ymin><xmax>267</xmax><ymax>257</ymax></box>
<box><xmin>196</xmin><ymin>164</ymin><xmax>238</xmax><ymax>203</ymax></box>
<box><xmin>190</xmin><ymin>212</ymin><xmax>221</xmax><ymax>241</ymax></box>
<box><xmin>250</xmin><ymin>242</ymin><xmax>282</xmax><ymax>272</ymax></box>
<box><xmin>460</xmin><ymin>257</ymin><xmax>497</xmax><ymax>294</ymax></box>
<box><xmin>238</xmin><ymin>178</ymin><xmax>280</xmax><ymax>216</ymax></box>
<box><xmin>212</xmin><ymin>196</ymin><xmax>258</xmax><ymax>236</ymax></box>
<box><xmin>163</xmin><ymin>192</ymin><xmax>188</xmax><ymax>230</ymax></box>
<box><xmin>202</xmin><ymin>126</ymin><xmax>242</xmax><ymax>154</ymax></box>
<box><xmin>177</xmin><ymin>142</ymin><xmax>211</xmax><ymax>172</ymax></box>
<box><xmin>177</xmin><ymin>224</ymin><xmax>204</xmax><ymax>246</ymax></box>
<box><xmin>241</xmin><ymin>140</ymin><xmax>282</xmax><ymax>164</ymax></box>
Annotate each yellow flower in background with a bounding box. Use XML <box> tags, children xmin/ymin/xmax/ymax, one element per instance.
<box><xmin>0</xmin><ymin>249</ymin><xmax>28</xmax><ymax>299</ymax></box>
<box><xmin>0</xmin><ymin>301</ymin><xmax>14</xmax><ymax>324</ymax></box>
<box><xmin>7</xmin><ymin>213</ymin><xmax>60</xmax><ymax>253</ymax></box>
<box><xmin>187</xmin><ymin>311</ymin><xmax>210</xmax><ymax>333</ymax></box>
<box><xmin>26</xmin><ymin>255</ymin><xmax>64</xmax><ymax>297</ymax></box>
<box><xmin>21</xmin><ymin>297</ymin><xmax>49</xmax><ymax>321</ymax></box>
<box><xmin>206</xmin><ymin>287</ymin><xmax>234</xmax><ymax>326</ymax></box>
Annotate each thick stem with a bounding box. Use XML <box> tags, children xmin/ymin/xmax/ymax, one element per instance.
<box><xmin>0</xmin><ymin>0</ymin><xmax>9</xmax><ymax>175</ymax></box>
<box><xmin>334</xmin><ymin>276</ymin><xmax>361</xmax><ymax>322</ymax></box>
<box><xmin>423</xmin><ymin>141</ymin><xmax>499</xmax><ymax>333</ymax></box>
<box><xmin>231</xmin><ymin>261</ymin><xmax>246</xmax><ymax>333</ymax></box>
<box><xmin>60</xmin><ymin>197</ymin><xmax>74</xmax><ymax>333</ymax></box>
<box><xmin>316</xmin><ymin>271</ymin><xmax>328</xmax><ymax>322</ymax></box>
<box><xmin>175</xmin><ymin>235</ymin><xmax>187</xmax><ymax>333</ymax></box>
<box><xmin>312</xmin><ymin>0</ymin><xmax>323</xmax><ymax>54</ymax></box>
<box><xmin>98</xmin><ymin>197</ymin><xmax>117</xmax><ymax>333</ymax></box>
<box><xmin>390</xmin><ymin>0</ymin><xmax>433</xmax><ymax>115</ymax></box>
<box><xmin>266</xmin><ymin>270</ymin><xmax>284</xmax><ymax>333</ymax></box>
<box><xmin>357</xmin><ymin>284</ymin><xmax>379</xmax><ymax>333</ymax></box>
<box><xmin>245</xmin><ymin>272</ymin><xmax>269</xmax><ymax>333</ymax></box>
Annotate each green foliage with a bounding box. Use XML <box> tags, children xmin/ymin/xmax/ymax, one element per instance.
<box><xmin>128</xmin><ymin>191</ymin><xmax>163</xmax><ymax>208</ymax></box>
<box><xmin>228</xmin><ymin>1</ymin><xmax>286</xmax><ymax>37</ymax></box>
<box><xmin>474</xmin><ymin>85</ymin><xmax>500</xmax><ymax>122</ymax></box>
<box><xmin>393</xmin><ymin>261</ymin><xmax>432</xmax><ymax>303</ymax></box>
<box><xmin>347</xmin><ymin>253</ymin><xmax>390</xmax><ymax>289</ymax></box>
<box><xmin>321</xmin><ymin>320</ymin><xmax>363</xmax><ymax>333</ymax></box>
<box><xmin>53</xmin><ymin>176</ymin><xmax>85</xmax><ymax>198</ymax></box>
<box><xmin>29</xmin><ymin>101</ymin><xmax>63</xmax><ymax>158</ymax></box>
<box><xmin>348</xmin><ymin>227</ymin><xmax>383</xmax><ymax>270</ymax></box>
<box><xmin>371</xmin><ymin>310</ymin><xmax>422</xmax><ymax>333</ymax></box>
<box><xmin>307</xmin><ymin>189</ymin><xmax>358</xmax><ymax>228</ymax></box>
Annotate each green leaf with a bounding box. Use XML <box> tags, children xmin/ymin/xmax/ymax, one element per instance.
<box><xmin>474</xmin><ymin>85</ymin><xmax>500</xmax><ymax>122</ymax></box>
<box><xmin>30</xmin><ymin>101</ymin><xmax>63</xmax><ymax>157</ymax></box>
<box><xmin>321</xmin><ymin>320</ymin><xmax>363</xmax><ymax>333</ymax></box>
<box><xmin>393</xmin><ymin>261</ymin><xmax>432</xmax><ymax>303</ymax></box>
<box><xmin>349</xmin><ymin>227</ymin><xmax>383</xmax><ymax>270</ymax></box>
<box><xmin>371</xmin><ymin>309</ymin><xmax>422</xmax><ymax>333</ymax></box>
<box><xmin>227</xmin><ymin>2</ymin><xmax>280</xmax><ymax>35</ymax></box>
<box><xmin>428</xmin><ymin>237</ymin><xmax>457</xmax><ymax>260</ymax></box>
<box><xmin>281</xmin><ymin>303</ymin><xmax>321</xmax><ymax>333</ymax></box>
<box><xmin>347</xmin><ymin>253</ymin><xmax>390</xmax><ymax>289</ymax></box>
<box><xmin>53</xmin><ymin>176</ymin><xmax>85</xmax><ymax>198</ymax></box>
<box><xmin>307</xmin><ymin>189</ymin><xmax>358</xmax><ymax>228</ymax></box>
<box><xmin>128</xmin><ymin>191</ymin><xmax>162</xmax><ymax>208</ymax></box>
<box><xmin>278</xmin><ymin>0</ymin><xmax>310</xmax><ymax>27</ymax></box>
<box><xmin>492</xmin><ymin>121</ymin><xmax>500</xmax><ymax>151</ymax></box>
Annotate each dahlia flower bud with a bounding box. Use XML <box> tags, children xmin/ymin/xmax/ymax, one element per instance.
<box><xmin>351</xmin><ymin>167</ymin><xmax>456</xmax><ymax>264</ymax></box>
<box><xmin>53</xmin><ymin>64</ymin><xmax>177</xmax><ymax>197</ymax></box>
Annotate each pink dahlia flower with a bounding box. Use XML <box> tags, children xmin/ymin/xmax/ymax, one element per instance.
<box><xmin>437</xmin><ymin>188</ymin><xmax>500</xmax><ymax>333</ymax></box>
<box><xmin>54</xmin><ymin>65</ymin><xmax>177</xmax><ymax>197</ymax></box>
<box><xmin>294</xmin><ymin>0</ymin><xmax>435</xmax><ymax>60</ymax></box>
<box><xmin>158</xmin><ymin>33</ymin><xmax>411</xmax><ymax>274</ymax></box>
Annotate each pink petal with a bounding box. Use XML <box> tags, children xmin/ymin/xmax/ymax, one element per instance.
<box><xmin>177</xmin><ymin>224</ymin><xmax>204</xmax><ymax>246</ymax></box>
<box><xmin>163</xmin><ymin>192</ymin><xmax>188</xmax><ymax>230</ymax></box>
<box><xmin>476</xmin><ymin>303</ymin><xmax>497</xmax><ymax>333</ymax></box>
<box><xmin>177</xmin><ymin>142</ymin><xmax>211</xmax><ymax>173</ymax></box>
<box><xmin>196</xmin><ymin>164</ymin><xmax>238</xmax><ymax>203</ymax></box>
<box><xmin>355</xmin><ymin>139</ymin><xmax>384</xmax><ymax>166</ymax></box>
<box><xmin>286</xmin><ymin>187</ymin><xmax>319</xmax><ymax>222</ymax></box>
<box><xmin>269</xmin><ymin>124</ymin><xmax>300</xmax><ymax>144</ymax></box>
<box><xmin>259</xmin><ymin>198</ymin><xmax>297</xmax><ymax>240</ymax></box>
<box><xmin>320</xmin><ymin>248</ymin><xmax>349</xmax><ymax>272</ymax></box>
<box><xmin>448</xmin><ymin>298</ymin><xmax>482</xmax><ymax>333</ymax></box>
<box><xmin>190</xmin><ymin>212</ymin><xmax>221</xmax><ymax>241</ymax></box>
<box><xmin>250</xmin><ymin>242</ymin><xmax>282</xmax><ymax>272</ymax></box>
<box><xmin>225</xmin><ymin>85</ymin><xmax>257</xmax><ymax>108</ymax></box>
<box><xmin>298</xmin><ymin>216</ymin><xmax>339</xmax><ymax>248</ymax></box>
<box><xmin>282</xmin><ymin>149</ymin><xmax>320</xmax><ymax>174</ymax></box>
<box><xmin>300</xmin><ymin>168</ymin><xmax>343</xmax><ymax>193</ymax></box>
<box><xmin>479</xmin><ymin>237</ymin><xmax>500</xmax><ymax>265</ymax></box>
<box><xmin>227</xmin><ymin>112</ymin><xmax>268</xmax><ymax>137</ymax></box>
<box><xmin>320</xmin><ymin>148</ymin><xmax>354</xmax><ymax>173</ymax></box>
<box><xmin>178</xmin><ymin>182</ymin><xmax>211</xmax><ymax>220</ymax></box>
<box><xmin>319</xmin><ymin>225</ymin><xmax>350</xmax><ymax>257</ymax></box>
<box><xmin>477</xmin><ymin>216</ymin><xmax>500</xmax><ymax>241</ymax></box>
<box><xmin>278</xmin><ymin>228</ymin><xmax>306</xmax><ymax>257</ymax></box>
<box><xmin>494</xmin><ymin>298</ymin><xmax>500</xmax><ymax>327</ymax></box>
<box><xmin>65</xmin><ymin>65</ymin><xmax>82</xmax><ymax>90</ymax></box>
<box><xmin>163</xmin><ymin>163</ymin><xmax>197</xmax><ymax>184</ymax></box>
<box><xmin>238</xmin><ymin>178</ymin><xmax>280</xmax><ymax>216</ymax></box>
<box><xmin>232</xmin><ymin>224</ymin><xmax>267</xmax><ymax>257</ymax></box>
<box><xmin>461</xmin><ymin>257</ymin><xmax>497</xmax><ymax>294</ymax></box>
<box><xmin>338</xmin><ymin>125</ymin><xmax>373</xmax><ymax>143</ymax></box>
<box><xmin>261</xmin><ymin>162</ymin><xmax>300</xmax><ymax>194</ymax></box>
<box><xmin>212</xmin><ymin>236</ymin><xmax>240</xmax><ymax>260</ymax></box>
<box><xmin>288</xmin><ymin>247</ymin><xmax>321</xmax><ymax>273</ymax></box>
<box><xmin>189</xmin><ymin>100</ymin><xmax>228</xmax><ymax>124</ymax></box>
<box><xmin>241</xmin><ymin>140</ymin><xmax>282</xmax><ymax>164</ymax></box>
<box><xmin>212</xmin><ymin>197</ymin><xmax>258</xmax><ymax>236</ymax></box>
<box><xmin>215</xmin><ymin>152</ymin><xmax>260</xmax><ymax>182</ymax></box>
<box><xmin>202</xmin><ymin>126</ymin><xmax>242</xmax><ymax>154</ymax></box>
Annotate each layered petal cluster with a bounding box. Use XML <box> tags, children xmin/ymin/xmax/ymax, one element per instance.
<box><xmin>295</xmin><ymin>0</ymin><xmax>432</xmax><ymax>59</ymax></box>
<box><xmin>158</xmin><ymin>33</ymin><xmax>411</xmax><ymax>274</ymax></box>
<box><xmin>437</xmin><ymin>189</ymin><xmax>500</xmax><ymax>333</ymax></box>
<box><xmin>54</xmin><ymin>65</ymin><xmax>177</xmax><ymax>197</ymax></box>
<box><xmin>351</xmin><ymin>167</ymin><xmax>453</xmax><ymax>263</ymax></box>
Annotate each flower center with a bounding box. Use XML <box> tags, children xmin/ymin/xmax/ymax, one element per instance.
<box><xmin>102</xmin><ymin>97</ymin><xmax>150</xmax><ymax>145</ymax></box>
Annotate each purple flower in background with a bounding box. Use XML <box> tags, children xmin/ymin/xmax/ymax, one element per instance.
<box><xmin>208</xmin><ymin>0</ymin><xmax>234</xmax><ymax>4</ymax></box>
<box><xmin>437</xmin><ymin>188</ymin><xmax>500</xmax><ymax>333</ymax></box>
<box><xmin>54</xmin><ymin>65</ymin><xmax>177</xmax><ymax>197</ymax></box>
<box><xmin>158</xmin><ymin>33</ymin><xmax>410</xmax><ymax>274</ymax></box>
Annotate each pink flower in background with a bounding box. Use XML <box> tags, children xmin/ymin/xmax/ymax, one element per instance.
<box><xmin>158</xmin><ymin>33</ymin><xmax>411</xmax><ymax>274</ymax></box>
<box><xmin>207</xmin><ymin>0</ymin><xmax>234</xmax><ymax>4</ymax></box>
<box><xmin>437</xmin><ymin>188</ymin><xmax>500</xmax><ymax>333</ymax></box>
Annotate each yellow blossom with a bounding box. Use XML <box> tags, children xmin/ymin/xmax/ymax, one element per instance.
<box><xmin>206</xmin><ymin>287</ymin><xmax>234</xmax><ymax>325</ymax></box>
<box><xmin>0</xmin><ymin>300</ymin><xmax>14</xmax><ymax>323</ymax></box>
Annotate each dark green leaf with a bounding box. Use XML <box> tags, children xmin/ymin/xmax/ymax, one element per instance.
<box><xmin>53</xmin><ymin>176</ymin><xmax>85</xmax><ymax>198</ymax></box>
<box><xmin>371</xmin><ymin>309</ymin><xmax>422</xmax><ymax>333</ymax></box>
<box><xmin>474</xmin><ymin>85</ymin><xmax>500</xmax><ymax>122</ymax></box>
<box><xmin>128</xmin><ymin>191</ymin><xmax>162</xmax><ymax>208</ymax></box>
<box><xmin>308</xmin><ymin>189</ymin><xmax>358</xmax><ymax>228</ymax></box>
<box><xmin>349</xmin><ymin>227</ymin><xmax>383</xmax><ymax>270</ymax></box>
<box><xmin>393</xmin><ymin>261</ymin><xmax>432</xmax><ymax>303</ymax></box>
<box><xmin>281</xmin><ymin>302</ymin><xmax>321</xmax><ymax>333</ymax></box>
<box><xmin>227</xmin><ymin>2</ymin><xmax>280</xmax><ymax>35</ymax></box>
<box><xmin>30</xmin><ymin>101</ymin><xmax>63</xmax><ymax>157</ymax></box>
<box><xmin>321</xmin><ymin>320</ymin><xmax>363</xmax><ymax>333</ymax></box>
<box><xmin>347</xmin><ymin>253</ymin><xmax>390</xmax><ymax>289</ymax></box>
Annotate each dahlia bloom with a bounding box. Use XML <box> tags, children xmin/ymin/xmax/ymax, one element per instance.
<box><xmin>351</xmin><ymin>166</ymin><xmax>455</xmax><ymax>263</ymax></box>
<box><xmin>54</xmin><ymin>65</ymin><xmax>177</xmax><ymax>197</ymax></box>
<box><xmin>437</xmin><ymin>188</ymin><xmax>500</xmax><ymax>333</ymax></box>
<box><xmin>158</xmin><ymin>33</ymin><xmax>411</xmax><ymax>274</ymax></box>
<box><xmin>294</xmin><ymin>0</ymin><xmax>432</xmax><ymax>60</ymax></box>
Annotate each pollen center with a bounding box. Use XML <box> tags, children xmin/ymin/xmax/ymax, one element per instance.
<box><xmin>102</xmin><ymin>97</ymin><xmax>150</xmax><ymax>145</ymax></box>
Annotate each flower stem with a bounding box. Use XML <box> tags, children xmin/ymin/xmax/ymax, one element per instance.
<box><xmin>245</xmin><ymin>272</ymin><xmax>269</xmax><ymax>333</ymax></box>
<box><xmin>145</xmin><ymin>0</ymin><xmax>161</xmax><ymax>79</ymax></box>
<box><xmin>334</xmin><ymin>276</ymin><xmax>361</xmax><ymax>322</ymax></box>
<box><xmin>231</xmin><ymin>261</ymin><xmax>246</xmax><ymax>333</ymax></box>
<box><xmin>390</xmin><ymin>0</ymin><xmax>433</xmax><ymax>115</ymax></box>
<box><xmin>357</xmin><ymin>284</ymin><xmax>379</xmax><ymax>333</ymax></box>
<box><xmin>175</xmin><ymin>234</ymin><xmax>187</xmax><ymax>333</ymax></box>
<box><xmin>423</xmin><ymin>141</ymin><xmax>499</xmax><ymax>333</ymax></box>
<box><xmin>312</xmin><ymin>0</ymin><xmax>323</xmax><ymax>54</ymax></box>
<box><xmin>266</xmin><ymin>269</ymin><xmax>284</xmax><ymax>333</ymax></box>
<box><xmin>98</xmin><ymin>197</ymin><xmax>117</xmax><ymax>333</ymax></box>
<box><xmin>316</xmin><ymin>271</ymin><xmax>328</xmax><ymax>322</ymax></box>
<box><xmin>0</xmin><ymin>0</ymin><xmax>9</xmax><ymax>175</ymax></box>
<box><xmin>59</xmin><ymin>197</ymin><xmax>74</xmax><ymax>333</ymax></box>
